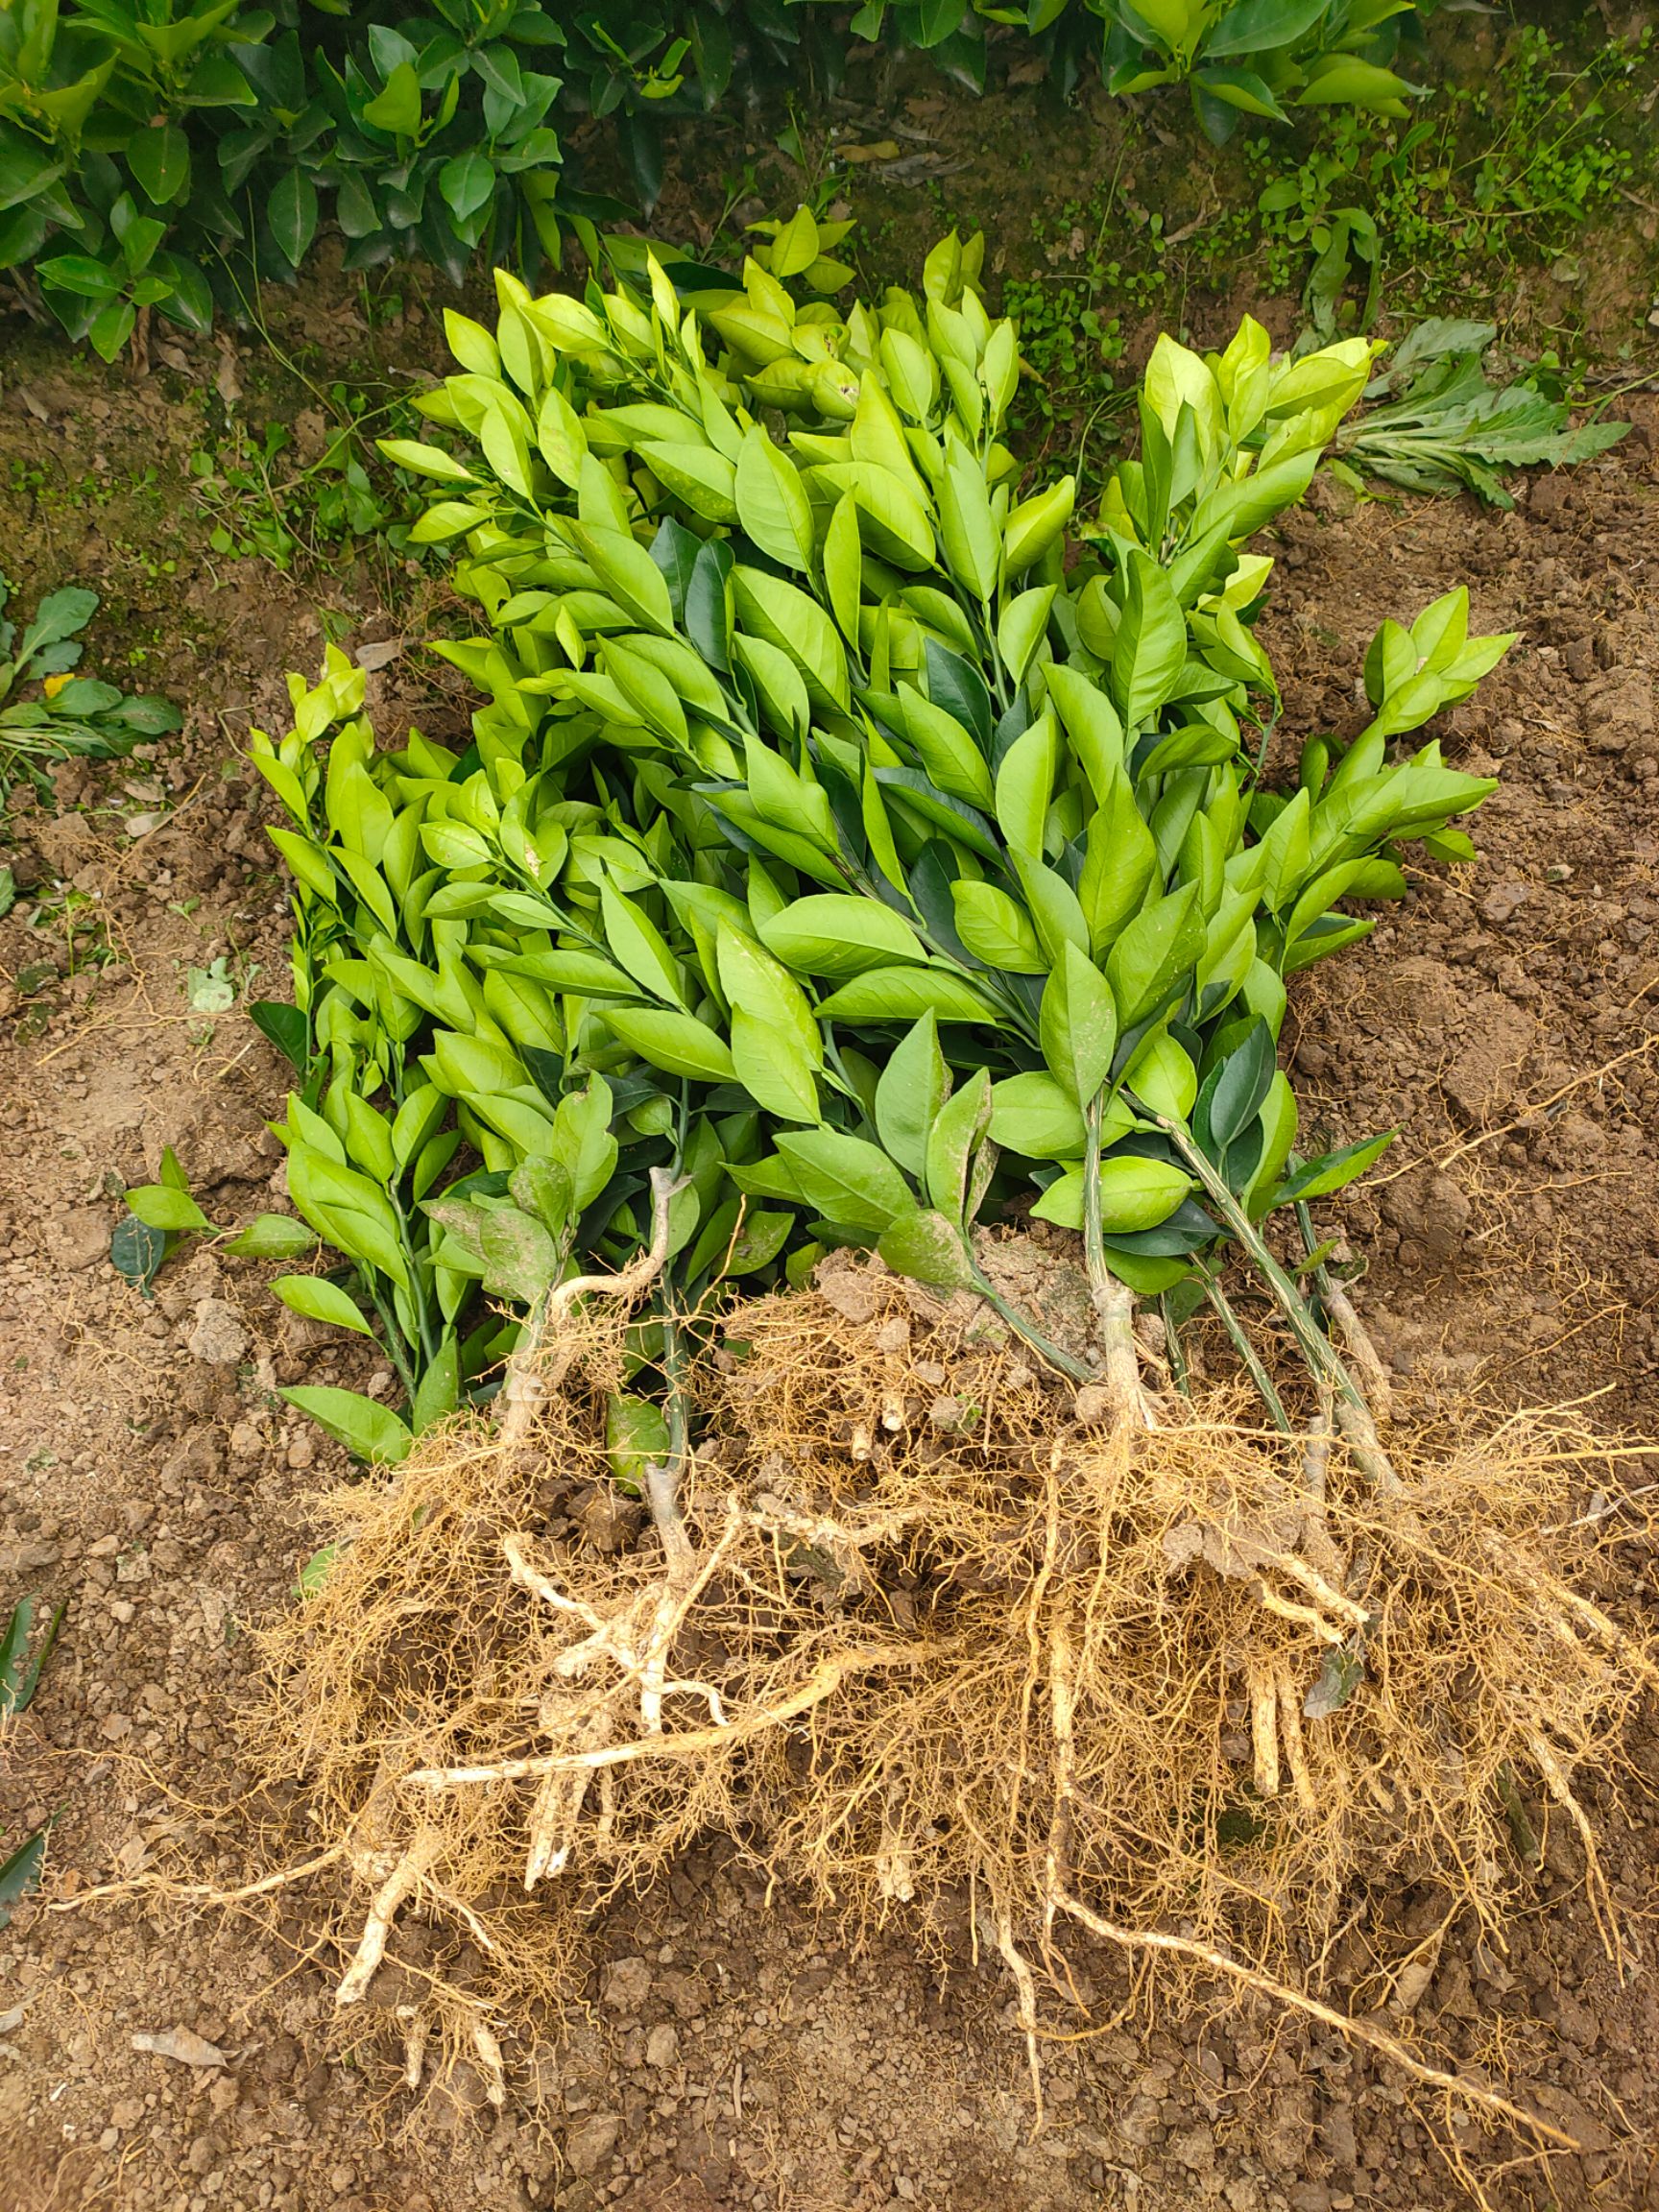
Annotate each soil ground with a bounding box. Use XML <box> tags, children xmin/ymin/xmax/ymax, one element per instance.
<box><xmin>4</xmin><ymin>39</ymin><xmax>1659</xmax><ymax>2212</ymax></box>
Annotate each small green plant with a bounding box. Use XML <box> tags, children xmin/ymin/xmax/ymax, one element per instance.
<box><xmin>1</xmin><ymin>1594</ymin><xmax>66</xmax><ymax>1928</ymax></box>
<box><xmin>1098</xmin><ymin>0</ymin><xmax>1420</xmax><ymax>144</ymax></box>
<box><xmin>0</xmin><ymin>572</ymin><xmax>180</xmax><ymax>801</ymax></box>
<box><xmin>1246</xmin><ymin>23</ymin><xmax>1648</xmax><ymax>330</ymax></box>
<box><xmin>1331</xmin><ymin>319</ymin><xmax>1629</xmax><ymax>507</ymax></box>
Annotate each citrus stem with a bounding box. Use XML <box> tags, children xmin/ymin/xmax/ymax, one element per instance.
<box><xmin>1151</xmin><ymin>1115</ymin><xmax>1398</xmax><ymax>1491</ymax></box>
<box><xmin>1202</xmin><ymin>1274</ymin><xmax>1292</xmax><ymax>1435</ymax></box>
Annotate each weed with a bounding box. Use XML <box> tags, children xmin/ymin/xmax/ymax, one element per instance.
<box><xmin>0</xmin><ymin>572</ymin><xmax>180</xmax><ymax>804</ymax></box>
<box><xmin>1243</xmin><ymin>23</ymin><xmax>1653</xmax><ymax>332</ymax></box>
<box><xmin>0</xmin><ymin>1594</ymin><xmax>66</xmax><ymax>1927</ymax></box>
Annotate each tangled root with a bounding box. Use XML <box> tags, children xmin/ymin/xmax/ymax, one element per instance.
<box><xmin>233</xmin><ymin>1258</ymin><xmax>1654</xmax><ymax>2149</ymax></box>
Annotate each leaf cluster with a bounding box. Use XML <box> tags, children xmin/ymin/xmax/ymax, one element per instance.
<box><xmin>0</xmin><ymin>569</ymin><xmax>180</xmax><ymax>800</ymax></box>
<box><xmin>208</xmin><ymin>217</ymin><xmax>1510</xmax><ymax>1453</ymax></box>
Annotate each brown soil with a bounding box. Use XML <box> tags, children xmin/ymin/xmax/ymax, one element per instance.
<box><xmin>3</xmin><ymin>203</ymin><xmax>1659</xmax><ymax>2212</ymax></box>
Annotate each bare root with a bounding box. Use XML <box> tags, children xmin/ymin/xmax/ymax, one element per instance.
<box><xmin>220</xmin><ymin>1253</ymin><xmax>1654</xmax><ymax>2165</ymax></box>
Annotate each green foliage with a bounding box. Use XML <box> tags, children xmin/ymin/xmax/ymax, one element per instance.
<box><xmin>1244</xmin><ymin>23</ymin><xmax>1647</xmax><ymax>332</ymax></box>
<box><xmin>302</xmin><ymin>223</ymin><xmax>1503</xmax><ymax>1368</ymax></box>
<box><xmin>2</xmin><ymin>1594</ymin><xmax>65</xmax><ymax>1722</ymax></box>
<box><xmin>1331</xmin><ymin>319</ymin><xmax>1628</xmax><ymax>509</ymax></box>
<box><xmin>0</xmin><ymin>0</ymin><xmax>825</xmax><ymax>352</ymax></box>
<box><xmin>0</xmin><ymin>571</ymin><xmax>180</xmax><ymax>801</ymax></box>
<box><xmin>1</xmin><ymin>0</ymin><xmax>1453</xmax><ymax>356</ymax></box>
<box><xmin>1098</xmin><ymin>0</ymin><xmax>1423</xmax><ymax>145</ymax></box>
<box><xmin>129</xmin><ymin>219</ymin><xmax>1519</xmax><ymax>1453</ymax></box>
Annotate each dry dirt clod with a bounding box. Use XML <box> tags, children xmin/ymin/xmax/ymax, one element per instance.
<box><xmin>185</xmin><ymin>1298</ymin><xmax>248</xmax><ymax>1366</ymax></box>
<box><xmin>130</xmin><ymin>2027</ymin><xmax>228</xmax><ymax>2068</ymax></box>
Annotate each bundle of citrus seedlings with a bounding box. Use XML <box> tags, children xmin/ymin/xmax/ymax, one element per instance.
<box><xmin>169</xmin><ymin>214</ymin><xmax>1656</xmax><ymax>2140</ymax></box>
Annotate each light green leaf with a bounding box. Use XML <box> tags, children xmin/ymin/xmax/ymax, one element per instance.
<box><xmin>1111</xmin><ymin>549</ymin><xmax>1188</xmax><ymax>729</ymax></box>
<box><xmin>271</xmin><ymin>1274</ymin><xmax>375</xmax><ymax>1337</ymax></box>
<box><xmin>731</xmin><ymin>1007</ymin><xmax>821</xmax><ymax>1121</ymax></box>
<box><xmin>602</xmin><ymin>1004</ymin><xmax>736</xmax><ymax>1082</ymax></box>
<box><xmin>777</xmin><ymin>1127</ymin><xmax>913</xmax><ymax>1236</ymax></box>
<box><xmin>600</xmin><ymin>880</ymin><xmax>686</xmax><ymax>1006</ymax></box>
<box><xmin>1039</xmin><ymin>944</ymin><xmax>1118</xmax><ymax>1106</ymax></box>
<box><xmin>988</xmin><ymin>1070</ymin><xmax>1086</xmax><ymax>1161</ymax></box>
<box><xmin>950</xmin><ymin>879</ymin><xmax>1046</xmax><ymax>973</ymax></box>
<box><xmin>758</xmin><ymin>896</ymin><xmax>927</xmax><ymax>978</ymax></box>
<box><xmin>124</xmin><ymin>1184</ymin><xmax>211</xmax><ymax>1233</ymax></box>
<box><xmin>1122</xmin><ymin>1028</ymin><xmax>1197</xmax><ymax>1119</ymax></box>
<box><xmin>816</xmin><ymin>967</ymin><xmax>1003</xmax><ymax>1025</ymax></box>
<box><xmin>1031</xmin><ymin>1155</ymin><xmax>1190</xmax><ymax>1234</ymax></box>
<box><xmin>874</xmin><ymin>1012</ymin><xmax>948</xmax><ymax>1182</ymax></box>
<box><xmin>996</xmin><ymin>586</ymin><xmax>1055</xmax><ymax>687</ymax></box>
<box><xmin>994</xmin><ymin>709</ymin><xmax>1057</xmax><ymax>854</ymax></box>
<box><xmin>1104</xmin><ymin>881</ymin><xmax>1204</xmax><ymax>1028</ymax></box>
<box><xmin>281</xmin><ymin>1385</ymin><xmax>411</xmax><ymax>1465</ymax></box>
<box><xmin>735</xmin><ymin>425</ymin><xmax>815</xmax><ymax>571</ymax></box>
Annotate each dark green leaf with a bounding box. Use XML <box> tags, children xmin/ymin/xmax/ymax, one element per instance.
<box><xmin>110</xmin><ymin>1213</ymin><xmax>166</xmax><ymax>1295</ymax></box>
<box><xmin>248</xmin><ymin>1000</ymin><xmax>310</xmax><ymax>1072</ymax></box>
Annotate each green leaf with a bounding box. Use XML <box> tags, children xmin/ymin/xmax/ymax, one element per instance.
<box><xmin>124</xmin><ymin>1184</ymin><xmax>211</xmax><ymax>1233</ymax></box>
<box><xmin>938</xmin><ymin>433</ymin><xmax>998</xmax><ymax>600</ymax></box>
<box><xmin>735</xmin><ymin>425</ymin><xmax>815</xmax><ymax>571</ymax></box>
<box><xmin>815</xmin><ymin>967</ymin><xmax>1002</xmax><ymax>1025</ymax></box>
<box><xmin>731</xmin><ymin>1007</ymin><xmax>820</xmax><ymax>1121</ymax></box>
<box><xmin>874</xmin><ymin>1012</ymin><xmax>948</xmax><ymax>1182</ymax></box>
<box><xmin>248</xmin><ymin>1000</ymin><xmax>309</xmax><ymax>1072</ymax></box>
<box><xmin>600</xmin><ymin>880</ymin><xmax>686</xmax><ymax>1007</ymax></box>
<box><xmin>1032</xmin><ymin>1156</ymin><xmax>1190</xmax><ymax>1234</ymax></box>
<box><xmin>285</xmin><ymin>1145</ymin><xmax>410</xmax><ymax>1287</ymax></box>
<box><xmin>296</xmin><ymin>1545</ymin><xmax>341</xmax><ymax>1599</ymax></box>
<box><xmin>2</xmin><ymin>1596</ymin><xmax>63</xmax><ymax>1720</ymax></box>
<box><xmin>109</xmin><ymin>1212</ymin><xmax>166</xmax><ymax>1294</ymax></box>
<box><xmin>642</xmin><ymin>441</ymin><xmax>739</xmax><ymax>525</ymax></box>
<box><xmin>271</xmin><ymin>1274</ymin><xmax>375</xmax><ymax>1337</ymax></box>
<box><xmin>1122</xmin><ymin>1028</ymin><xmax>1197</xmax><ymax>1120</ymax></box>
<box><xmin>877</xmin><ymin>1207</ymin><xmax>975</xmax><ymax>1289</ymax></box>
<box><xmin>378</xmin><ymin>438</ymin><xmax>476</xmax><ymax>485</ymax></box>
<box><xmin>948</xmin><ymin>879</ymin><xmax>1042</xmax><ymax>973</ymax></box>
<box><xmin>1039</xmin><ymin>944</ymin><xmax>1118</xmax><ymax>1106</ymax></box>
<box><xmin>480</xmin><ymin>1205</ymin><xmax>559</xmax><ymax>1303</ymax></box>
<box><xmin>822</xmin><ymin>493</ymin><xmax>862</xmax><ymax>644</ymax></box>
<box><xmin>602</xmin><ymin>1004</ymin><xmax>736</xmax><ymax>1083</ymax></box>
<box><xmin>996</xmin><ymin>586</ymin><xmax>1055</xmax><ymax>687</ymax></box>
<box><xmin>362</xmin><ymin>59</ymin><xmax>423</xmax><ymax>134</ymax></box>
<box><xmin>607</xmin><ymin>1392</ymin><xmax>671</xmax><ymax>1492</ymax></box>
<box><xmin>776</xmin><ymin>1127</ymin><xmax>913</xmax><ymax>1236</ymax></box>
<box><xmin>127</xmin><ymin>123</ymin><xmax>190</xmax><ymax>206</ymax></box>
<box><xmin>281</xmin><ymin>1385</ymin><xmax>412</xmax><ymax>1465</ymax></box>
<box><xmin>925</xmin><ymin>1068</ymin><xmax>992</xmax><ymax>1221</ymax></box>
<box><xmin>1195</xmin><ymin>1017</ymin><xmax>1276</xmax><ymax>1155</ymax></box>
<box><xmin>1271</xmin><ymin>1133</ymin><xmax>1393</xmax><ymax>1207</ymax></box>
<box><xmin>0</xmin><ymin>1827</ymin><xmax>48</xmax><ymax>1924</ymax></box>
<box><xmin>267</xmin><ymin>167</ymin><xmax>319</xmax><ymax>271</ymax></box>
<box><xmin>1111</xmin><ymin>549</ymin><xmax>1188</xmax><ymax>729</ymax></box>
<box><xmin>994</xmin><ymin>710</ymin><xmax>1057</xmax><ymax>853</ymax></box>
<box><xmin>758</xmin><ymin>895</ymin><xmax>927</xmax><ymax>978</ymax></box>
<box><xmin>1105</xmin><ymin>881</ymin><xmax>1204</xmax><ymax>1028</ymax></box>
